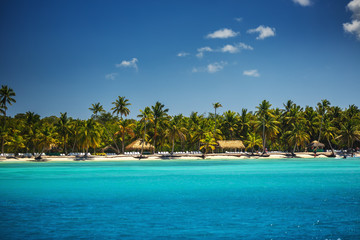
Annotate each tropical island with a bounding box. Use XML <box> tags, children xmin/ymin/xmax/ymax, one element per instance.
<box><xmin>0</xmin><ymin>85</ymin><xmax>359</xmax><ymax>162</ymax></box>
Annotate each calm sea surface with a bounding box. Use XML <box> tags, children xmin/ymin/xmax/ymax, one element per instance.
<box><xmin>0</xmin><ymin>158</ymin><xmax>359</xmax><ymax>239</ymax></box>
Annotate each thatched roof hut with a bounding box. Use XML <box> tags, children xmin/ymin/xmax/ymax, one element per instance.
<box><xmin>125</xmin><ymin>139</ymin><xmax>154</xmax><ymax>151</ymax></box>
<box><xmin>217</xmin><ymin>140</ymin><xmax>245</xmax><ymax>150</ymax></box>
<box><xmin>309</xmin><ymin>140</ymin><xmax>325</xmax><ymax>148</ymax></box>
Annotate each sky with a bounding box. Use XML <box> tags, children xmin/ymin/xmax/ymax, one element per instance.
<box><xmin>1</xmin><ymin>0</ymin><xmax>360</xmax><ymax>119</ymax></box>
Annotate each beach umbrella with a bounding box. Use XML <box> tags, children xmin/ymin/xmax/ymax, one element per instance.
<box><xmin>309</xmin><ymin>140</ymin><xmax>325</xmax><ymax>148</ymax></box>
<box><xmin>217</xmin><ymin>140</ymin><xmax>245</xmax><ymax>152</ymax></box>
<box><xmin>125</xmin><ymin>139</ymin><xmax>154</xmax><ymax>151</ymax></box>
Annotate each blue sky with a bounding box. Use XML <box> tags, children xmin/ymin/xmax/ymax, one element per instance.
<box><xmin>1</xmin><ymin>0</ymin><xmax>360</xmax><ymax>119</ymax></box>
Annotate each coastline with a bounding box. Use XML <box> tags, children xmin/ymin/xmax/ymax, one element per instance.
<box><xmin>1</xmin><ymin>152</ymin><xmax>358</xmax><ymax>163</ymax></box>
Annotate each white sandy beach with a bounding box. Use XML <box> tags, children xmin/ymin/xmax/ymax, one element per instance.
<box><xmin>1</xmin><ymin>152</ymin><xmax>358</xmax><ymax>163</ymax></box>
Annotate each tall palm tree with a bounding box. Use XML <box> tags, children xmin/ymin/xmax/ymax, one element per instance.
<box><xmin>166</xmin><ymin>115</ymin><xmax>187</xmax><ymax>154</ymax></box>
<box><xmin>89</xmin><ymin>102</ymin><xmax>105</xmax><ymax>118</ymax></box>
<box><xmin>115</xmin><ymin>119</ymin><xmax>135</xmax><ymax>153</ymax></box>
<box><xmin>24</xmin><ymin>111</ymin><xmax>40</xmax><ymax>153</ymax></box>
<box><xmin>55</xmin><ymin>112</ymin><xmax>71</xmax><ymax>155</ymax></box>
<box><xmin>336</xmin><ymin>119</ymin><xmax>360</xmax><ymax>154</ymax></box>
<box><xmin>89</xmin><ymin>103</ymin><xmax>120</xmax><ymax>154</ymax></box>
<box><xmin>322</xmin><ymin>116</ymin><xmax>337</xmax><ymax>156</ymax></box>
<box><xmin>212</xmin><ymin>102</ymin><xmax>222</xmax><ymax>139</ymax></box>
<box><xmin>255</xmin><ymin>100</ymin><xmax>277</xmax><ymax>153</ymax></box>
<box><xmin>35</xmin><ymin>123</ymin><xmax>57</xmax><ymax>160</ymax></box>
<box><xmin>0</xmin><ymin>85</ymin><xmax>16</xmax><ymax>154</ymax></box>
<box><xmin>221</xmin><ymin>110</ymin><xmax>238</xmax><ymax>139</ymax></box>
<box><xmin>138</xmin><ymin>107</ymin><xmax>153</xmax><ymax>156</ymax></box>
<box><xmin>151</xmin><ymin>101</ymin><xmax>169</xmax><ymax>152</ymax></box>
<box><xmin>78</xmin><ymin>119</ymin><xmax>101</xmax><ymax>157</ymax></box>
<box><xmin>316</xmin><ymin>99</ymin><xmax>330</xmax><ymax>141</ymax></box>
<box><xmin>285</xmin><ymin>123</ymin><xmax>310</xmax><ymax>156</ymax></box>
<box><xmin>111</xmin><ymin>96</ymin><xmax>131</xmax><ymax>119</ymax></box>
<box><xmin>244</xmin><ymin>132</ymin><xmax>263</xmax><ymax>155</ymax></box>
<box><xmin>200</xmin><ymin>132</ymin><xmax>217</xmax><ymax>155</ymax></box>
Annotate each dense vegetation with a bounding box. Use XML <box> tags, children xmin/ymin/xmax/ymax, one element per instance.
<box><xmin>1</xmin><ymin>85</ymin><xmax>360</xmax><ymax>156</ymax></box>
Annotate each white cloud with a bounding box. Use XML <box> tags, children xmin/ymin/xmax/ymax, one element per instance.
<box><xmin>177</xmin><ymin>52</ymin><xmax>190</xmax><ymax>57</ymax></box>
<box><xmin>192</xmin><ymin>61</ymin><xmax>227</xmax><ymax>73</ymax></box>
<box><xmin>206</xmin><ymin>28</ymin><xmax>239</xmax><ymax>39</ymax></box>
<box><xmin>221</xmin><ymin>44</ymin><xmax>239</xmax><ymax>53</ymax></box>
<box><xmin>115</xmin><ymin>58</ymin><xmax>138</xmax><ymax>71</ymax></box>
<box><xmin>247</xmin><ymin>25</ymin><xmax>276</xmax><ymax>40</ymax></box>
<box><xmin>221</xmin><ymin>42</ymin><xmax>253</xmax><ymax>53</ymax></box>
<box><xmin>243</xmin><ymin>69</ymin><xmax>260</xmax><ymax>77</ymax></box>
<box><xmin>343</xmin><ymin>0</ymin><xmax>360</xmax><ymax>40</ymax></box>
<box><xmin>196</xmin><ymin>46</ymin><xmax>213</xmax><ymax>58</ymax></box>
<box><xmin>238</xmin><ymin>42</ymin><xmax>254</xmax><ymax>50</ymax></box>
<box><xmin>105</xmin><ymin>73</ymin><xmax>118</xmax><ymax>80</ymax></box>
<box><xmin>234</xmin><ymin>17</ymin><xmax>243</xmax><ymax>22</ymax></box>
<box><xmin>292</xmin><ymin>0</ymin><xmax>312</xmax><ymax>7</ymax></box>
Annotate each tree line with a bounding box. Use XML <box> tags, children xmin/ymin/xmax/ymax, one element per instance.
<box><xmin>1</xmin><ymin>85</ymin><xmax>360</xmax><ymax>156</ymax></box>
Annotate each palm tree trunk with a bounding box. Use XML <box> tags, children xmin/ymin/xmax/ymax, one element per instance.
<box><xmin>122</xmin><ymin>132</ymin><xmax>125</xmax><ymax>154</ymax></box>
<box><xmin>172</xmin><ymin>137</ymin><xmax>175</xmax><ymax>154</ymax></box>
<box><xmin>214</xmin><ymin>109</ymin><xmax>217</xmax><ymax>138</ymax></box>
<box><xmin>153</xmin><ymin>123</ymin><xmax>157</xmax><ymax>154</ymax></box>
<box><xmin>72</xmin><ymin>137</ymin><xmax>77</xmax><ymax>153</ymax></box>
<box><xmin>292</xmin><ymin>140</ymin><xmax>297</xmax><ymax>157</ymax></box>
<box><xmin>101</xmin><ymin>122</ymin><xmax>120</xmax><ymax>154</ymax></box>
<box><xmin>262</xmin><ymin>121</ymin><xmax>265</xmax><ymax>153</ymax></box>
<box><xmin>318</xmin><ymin>117</ymin><xmax>323</xmax><ymax>141</ymax></box>
<box><xmin>140</xmin><ymin>121</ymin><xmax>147</xmax><ymax>158</ymax></box>
<box><xmin>326</xmin><ymin>137</ymin><xmax>335</xmax><ymax>156</ymax></box>
<box><xmin>2</xmin><ymin>111</ymin><xmax>6</xmax><ymax>154</ymax></box>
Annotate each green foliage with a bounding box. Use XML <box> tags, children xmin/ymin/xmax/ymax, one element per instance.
<box><xmin>1</xmin><ymin>90</ymin><xmax>360</xmax><ymax>155</ymax></box>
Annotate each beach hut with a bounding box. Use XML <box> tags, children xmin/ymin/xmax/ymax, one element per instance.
<box><xmin>125</xmin><ymin>139</ymin><xmax>154</xmax><ymax>152</ymax></box>
<box><xmin>217</xmin><ymin>140</ymin><xmax>245</xmax><ymax>153</ymax></box>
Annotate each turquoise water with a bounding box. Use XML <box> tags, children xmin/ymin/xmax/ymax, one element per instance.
<box><xmin>0</xmin><ymin>158</ymin><xmax>359</xmax><ymax>239</ymax></box>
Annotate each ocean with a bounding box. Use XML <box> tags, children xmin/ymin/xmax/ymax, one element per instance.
<box><xmin>0</xmin><ymin>158</ymin><xmax>359</xmax><ymax>239</ymax></box>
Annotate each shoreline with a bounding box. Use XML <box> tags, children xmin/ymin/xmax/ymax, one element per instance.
<box><xmin>1</xmin><ymin>152</ymin><xmax>358</xmax><ymax>163</ymax></box>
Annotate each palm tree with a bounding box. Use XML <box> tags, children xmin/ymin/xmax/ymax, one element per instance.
<box><xmin>322</xmin><ymin>116</ymin><xmax>337</xmax><ymax>156</ymax></box>
<box><xmin>316</xmin><ymin>99</ymin><xmax>330</xmax><ymax>141</ymax></box>
<box><xmin>89</xmin><ymin>103</ymin><xmax>120</xmax><ymax>154</ymax></box>
<box><xmin>255</xmin><ymin>100</ymin><xmax>278</xmax><ymax>153</ymax></box>
<box><xmin>111</xmin><ymin>96</ymin><xmax>131</xmax><ymax>119</ymax></box>
<box><xmin>55</xmin><ymin>112</ymin><xmax>71</xmax><ymax>155</ymax></box>
<box><xmin>166</xmin><ymin>115</ymin><xmax>187</xmax><ymax>154</ymax></box>
<box><xmin>70</xmin><ymin>119</ymin><xmax>82</xmax><ymax>152</ymax></box>
<box><xmin>115</xmin><ymin>119</ymin><xmax>135</xmax><ymax>153</ymax></box>
<box><xmin>24</xmin><ymin>111</ymin><xmax>40</xmax><ymax>154</ymax></box>
<box><xmin>35</xmin><ymin>123</ymin><xmax>57</xmax><ymax>160</ymax></box>
<box><xmin>285</xmin><ymin>123</ymin><xmax>310</xmax><ymax>156</ymax></box>
<box><xmin>0</xmin><ymin>85</ymin><xmax>16</xmax><ymax>154</ymax></box>
<box><xmin>212</xmin><ymin>102</ymin><xmax>222</xmax><ymax>139</ymax></box>
<box><xmin>200</xmin><ymin>132</ymin><xmax>217</xmax><ymax>155</ymax></box>
<box><xmin>89</xmin><ymin>102</ymin><xmax>105</xmax><ymax>118</ymax></box>
<box><xmin>78</xmin><ymin>119</ymin><xmax>101</xmax><ymax>157</ymax></box>
<box><xmin>221</xmin><ymin>110</ymin><xmax>238</xmax><ymax>139</ymax></box>
<box><xmin>138</xmin><ymin>107</ymin><xmax>153</xmax><ymax>157</ymax></box>
<box><xmin>151</xmin><ymin>101</ymin><xmax>169</xmax><ymax>152</ymax></box>
<box><xmin>244</xmin><ymin>132</ymin><xmax>263</xmax><ymax>155</ymax></box>
<box><xmin>336</xmin><ymin>119</ymin><xmax>360</xmax><ymax>155</ymax></box>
